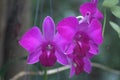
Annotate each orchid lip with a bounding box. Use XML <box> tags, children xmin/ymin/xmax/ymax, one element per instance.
<box><xmin>73</xmin><ymin>31</ymin><xmax>89</xmax><ymax>43</ymax></box>
<box><xmin>41</xmin><ymin>41</ymin><xmax>55</xmax><ymax>50</ymax></box>
<box><xmin>39</xmin><ymin>41</ymin><xmax>57</xmax><ymax>67</ymax></box>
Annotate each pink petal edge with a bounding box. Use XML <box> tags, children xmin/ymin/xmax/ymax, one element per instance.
<box><xmin>19</xmin><ymin>26</ymin><xmax>42</xmax><ymax>53</ymax></box>
<box><xmin>84</xmin><ymin>57</ymin><xmax>92</xmax><ymax>73</ymax></box>
<box><xmin>88</xmin><ymin>19</ymin><xmax>103</xmax><ymax>44</ymax></box>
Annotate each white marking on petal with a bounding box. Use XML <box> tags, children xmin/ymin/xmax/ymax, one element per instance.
<box><xmin>76</xmin><ymin>16</ymin><xmax>84</xmax><ymax>19</ymax></box>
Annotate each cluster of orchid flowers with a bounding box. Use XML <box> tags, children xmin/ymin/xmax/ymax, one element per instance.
<box><xmin>19</xmin><ymin>0</ymin><xmax>103</xmax><ymax>77</ymax></box>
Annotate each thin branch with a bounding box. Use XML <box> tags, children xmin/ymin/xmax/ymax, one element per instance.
<box><xmin>10</xmin><ymin>63</ymin><xmax>120</xmax><ymax>80</ymax></box>
<box><xmin>92</xmin><ymin>63</ymin><xmax>120</xmax><ymax>75</ymax></box>
<box><xmin>10</xmin><ymin>65</ymin><xmax>70</xmax><ymax>80</ymax></box>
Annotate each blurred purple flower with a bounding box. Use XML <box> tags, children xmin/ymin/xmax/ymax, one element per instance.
<box><xmin>57</xmin><ymin>16</ymin><xmax>103</xmax><ymax>77</ymax></box>
<box><xmin>80</xmin><ymin>0</ymin><xmax>103</xmax><ymax>21</ymax></box>
<box><xmin>19</xmin><ymin>16</ymin><xmax>68</xmax><ymax>67</ymax></box>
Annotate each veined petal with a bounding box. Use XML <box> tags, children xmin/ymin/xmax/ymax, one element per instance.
<box><xmin>81</xmin><ymin>42</ymin><xmax>90</xmax><ymax>57</ymax></box>
<box><xmin>84</xmin><ymin>57</ymin><xmax>92</xmax><ymax>73</ymax></box>
<box><xmin>43</xmin><ymin>16</ymin><xmax>55</xmax><ymax>41</ymax></box>
<box><xmin>57</xmin><ymin>25</ymin><xmax>75</xmax><ymax>41</ymax></box>
<box><xmin>87</xmin><ymin>53</ymin><xmax>95</xmax><ymax>58</ymax></box>
<box><xmin>27</xmin><ymin>49</ymin><xmax>41</xmax><ymax>64</ymax></box>
<box><xmin>57</xmin><ymin>17</ymin><xmax>79</xmax><ymax>41</ymax></box>
<box><xmin>74</xmin><ymin>58</ymin><xmax>84</xmax><ymax>75</ymax></box>
<box><xmin>19</xmin><ymin>26</ymin><xmax>42</xmax><ymax>53</ymax></box>
<box><xmin>94</xmin><ymin>9</ymin><xmax>104</xmax><ymax>20</ymax></box>
<box><xmin>55</xmin><ymin>48</ymin><xmax>68</xmax><ymax>65</ymax></box>
<box><xmin>78</xmin><ymin>21</ymin><xmax>89</xmax><ymax>32</ymax></box>
<box><xmin>88</xmin><ymin>19</ymin><xmax>103</xmax><ymax>44</ymax></box>
<box><xmin>54</xmin><ymin>33</ymin><xmax>69</xmax><ymax>65</ymax></box>
<box><xmin>57</xmin><ymin>16</ymin><xmax>79</xmax><ymax>30</ymax></box>
<box><xmin>89</xmin><ymin>41</ymin><xmax>98</xmax><ymax>54</ymax></box>
<box><xmin>54</xmin><ymin>33</ymin><xmax>68</xmax><ymax>50</ymax></box>
<box><xmin>80</xmin><ymin>2</ymin><xmax>96</xmax><ymax>16</ymax></box>
<box><xmin>66</xmin><ymin>43</ymin><xmax>75</xmax><ymax>54</ymax></box>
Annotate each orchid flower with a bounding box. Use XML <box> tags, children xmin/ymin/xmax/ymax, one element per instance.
<box><xmin>19</xmin><ymin>16</ymin><xmax>68</xmax><ymax>67</ymax></box>
<box><xmin>57</xmin><ymin>15</ymin><xmax>103</xmax><ymax>77</ymax></box>
<box><xmin>80</xmin><ymin>0</ymin><xmax>103</xmax><ymax>21</ymax></box>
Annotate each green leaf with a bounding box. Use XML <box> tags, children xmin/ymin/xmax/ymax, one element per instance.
<box><xmin>109</xmin><ymin>21</ymin><xmax>120</xmax><ymax>38</ymax></box>
<box><xmin>111</xmin><ymin>6</ymin><xmax>120</xmax><ymax>18</ymax></box>
<box><xmin>102</xmin><ymin>0</ymin><xmax>119</xmax><ymax>8</ymax></box>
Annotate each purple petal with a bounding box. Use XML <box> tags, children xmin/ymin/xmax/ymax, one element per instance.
<box><xmin>39</xmin><ymin>51</ymin><xmax>57</xmax><ymax>67</ymax></box>
<box><xmin>80</xmin><ymin>2</ymin><xmax>96</xmax><ymax>16</ymax></box>
<box><xmin>57</xmin><ymin>16</ymin><xmax>79</xmax><ymax>41</ymax></box>
<box><xmin>87</xmin><ymin>53</ymin><xmax>95</xmax><ymax>58</ymax></box>
<box><xmin>69</xmin><ymin>64</ymin><xmax>75</xmax><ymax>78</ymax></box>
<box><xmin>94</xmin><ymin>9</ymin><xmax>104</xmax><ymax>20</ymax></box>
<box><xmin>53</xmin><ymin>33</ymin><xmax>69</xmax><ymax>65</ymax></box>
<box><xmin>78</xmin><ymin>22</ymin><xmax>89</xmax><ymax>32</ymax></box>
<box><xmin>75</xmin><ymin>42</ymin><xmax>90</xmax><ymax>58</ymax></box>
<box><xmin>88</xmin><ymin>19</ymin><xmax>103</xmax><ymax>44</ymax></box>
<box><xmin>54</xmin><ymin>33</ymin><xmax>68</xmax><ymax>50</ymax></box>
<box><xmin>66</xmin><ymin>43</ymin><xmax>75</xmax><ymax>54</ymax></box>
<box><xmin>43</xmin><ymin>16</ymin><xmax>55</xmax><ymax>41</ymax></box>
<box><xmin>74</xmin><ymin>58</ymin><xmax>84</xmax><ymax>75</ymax></box>
<box><xmin>55</xmin><ymin>47</ymin><xmax>68</xmax><ymax>65</ymax></box>
<box><xmin>84</xmin><ymin>57</ymin><xmax>92</xmax><ymax>73</ymax></box>
<box><xmin>57</xmin><ymin>25</ymin><xmax>75</xmax><ymax>41</ymax></box>
<box><xmin>89</xmin><ymin>41</ymin><xmax>99</xmax><ymax>54</ymax></box>
<box><xmin>27</xmin><ymin>49</ymin><xmax>41</xmax><ymax>64</ymax></box>
<box><xmin>19</xmin><ymin>26</ymin><xmax>42</xmax><ymax>53</ymax></box>
<box><xmin>57</xmin><ymin>16</ymin><xmax>79</xmax><ymax>30</ymax></box>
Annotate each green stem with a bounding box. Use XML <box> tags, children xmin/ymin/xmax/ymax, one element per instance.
<box><xmin>44</xmin><ymin>67</ymin><xmax>47</xmax><ymax>80</ymax></box>
<box><xmin>102</xmin><ymin>8</ymin><xmax>107</xmax><ymax>36</ymax></box>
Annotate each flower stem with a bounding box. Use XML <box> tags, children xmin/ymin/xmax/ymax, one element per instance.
<box><xmin>44</xmin><ymin>67</ymin><xmax>47</xmax><ymax>80</ymax></box>
<box><xmin>102</xmin><ymin>8</ymin><xmax>107</xmax><ymax>36</ymax></box>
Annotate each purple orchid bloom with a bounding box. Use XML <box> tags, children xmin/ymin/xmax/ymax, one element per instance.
<box><xmin>19</xmin><ymin>16</ymin><xmax>68</xmax><ymax>67</ymax></box>
<box><xmin>66</xmin><ymin>43</ymin><xmax>92</xmax><ymax>77</ymax></box>
<box><xmin>57</xmin><ymin>16</ymin><xmax>102</xmax><ymax>77</ymax></box>
<box><xmin>57</xmin><ymin>16</ymin><xmax>103</xmax><ymax>54</ymax></box>
<box><xmin>80</xmin><ymin>0</ymin><xmax>103</xmax><ymax>21</ymax></box>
